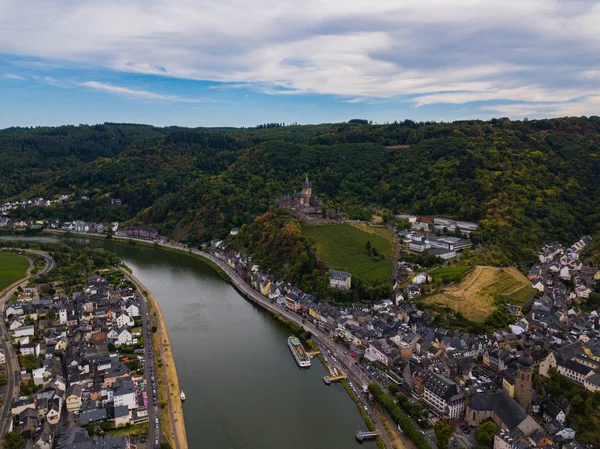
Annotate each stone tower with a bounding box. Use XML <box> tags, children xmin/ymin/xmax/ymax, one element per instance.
<box><xmin>301</xmin><ymin>175</ymin><xmax>312</xmax><ymax>205</ymax></box>
<box><xmin>514</xmin><ymin>332</ymin><xmax>534</xmax><ymax>413</ymax></box>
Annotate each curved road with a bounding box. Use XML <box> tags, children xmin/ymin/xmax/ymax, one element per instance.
<box><xmin>0</xmin><ymin>250</ymin><xmax>53</xmax><ymax>438</ymax></box>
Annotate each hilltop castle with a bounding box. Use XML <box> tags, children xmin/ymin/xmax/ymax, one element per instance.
<box><xmin>274</xmin><ymin>176</ymin><xmax>322</xmax><ymax>212</ymax></box>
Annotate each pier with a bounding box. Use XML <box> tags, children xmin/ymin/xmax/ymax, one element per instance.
<box><xmin>356</xmin><ymin>430</ymin><xmax>380</xmax><ymax>441</ymax></box>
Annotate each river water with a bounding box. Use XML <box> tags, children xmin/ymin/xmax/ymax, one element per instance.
<box><xmin>3</xmin><ymin>235</ymin><xmax>375</xmax><ymax>449</ymax></box>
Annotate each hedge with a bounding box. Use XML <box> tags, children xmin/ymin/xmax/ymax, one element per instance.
<box><xmin>369</xmin><ymin>384</ymin><xmax>432</xmax><ymax>449</ymax></box>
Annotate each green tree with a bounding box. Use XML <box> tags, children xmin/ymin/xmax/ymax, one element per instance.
<box><xmin>475</xmin><ymin>422</ymin><xmax>498</xmax><ymax>448</ymax></box>
<box><xmin>366</xmin><ymin>240</ymin><xmax>372</xmax><ymax>256</ymax></box>
<box><xmin>434</xmin><ymin>421</ymin><xmax>454</xmax><ymax>449</ymax></box>
<box><xmin>2</xmin><ymin>431</ymin><xmax>24</xmax><ymax>449</ymax></box>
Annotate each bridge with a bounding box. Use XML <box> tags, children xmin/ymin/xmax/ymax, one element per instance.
<box><xmin>307</xmin><ymin>350</ymin><xmax>320</xmax><ymax>356</ymax></box>
<box><xmin>356</xmin><ymin>430</ymin><xmax>380</xmax><ymax>441</ymax></box>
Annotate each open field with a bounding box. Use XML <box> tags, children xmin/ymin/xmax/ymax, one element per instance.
<box><xmin>0</xmin><ymin>252</ymin><xmax>30</xmax><ymax>291</ymax></box>
<box><xmin>428</xmin><ymin>265</ymin><xmax>474</xmax><ymax>283</ymax></box>
<box><xmin>303</xmin><ymin>223</ymin><xmax>394</xmax><ymax>283</ymax></box>
<box><xmin>424</xmin><ymin>266</ymin><xmax>536</xmax><ymax>321</ymax></box>
<box><xmin>348</xmin><ymin>221</ymin><xmax>395</xmax><ymax>243</ymax></box>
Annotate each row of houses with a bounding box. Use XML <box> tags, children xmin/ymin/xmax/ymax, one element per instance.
<box><xmin>4</xmin><ymin>274</ymin><xmax>149</xmax><ymax>447</ymax></box>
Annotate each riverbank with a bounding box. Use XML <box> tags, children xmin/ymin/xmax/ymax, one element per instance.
<box><xmin>118</xmin><ymin>267</ymin><xmax>188</xmax><ymax>449</ymax></box>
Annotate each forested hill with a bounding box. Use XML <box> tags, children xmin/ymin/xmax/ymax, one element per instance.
<box><xmin>4</xmin><ymin>117</ymin><xmax>600</xmax><ymax>265</ymax></box>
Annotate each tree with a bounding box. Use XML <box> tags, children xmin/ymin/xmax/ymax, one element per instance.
<box><xmin>46</xmin><ymin>309</ymin><xmax>57</xmax><ymax>320</ymax></box>
<box><xmin>434</xmin><ymin>421</ymin><xmax>454</xmax><ymax>449</ymax></box>
<box><xmin>2</xmin><ymin>431</ymin><xmax>24</xmax><ymax>449</ymax></box>
<box><xmin>475</xmin><ymin>422</ymin><xmax>498</xmax><ymax>448</ymax></box>
<box><xmin>366</xmin><ymin>240</ymin><xmax>372</xmax><ymax>256</ymax></box>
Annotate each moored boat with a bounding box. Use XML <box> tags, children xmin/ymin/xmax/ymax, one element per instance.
<box><xmin>180</xmin><ymin>390</ymin><xmax>186</xmax><ymax>401</ymax></box>
<box><xmin>287</xmin><ymin>336</ymin><xmax>311</xmax><ymax>367</ymax></box>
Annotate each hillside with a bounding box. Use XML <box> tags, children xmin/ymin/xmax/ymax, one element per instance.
<box><xmin>303</xmin><ymin>223</ymin><xmax>394</xmax><ymax>284</ymax></box>
<box><xmin>4</xmin><ymin>117</ymin><xmax>600</xmax><ymax>267</ymax></box>
<box><xmin>424</xmin><ymin>266</ymin><xmax>536</xmax><ymax>322</ymax></box>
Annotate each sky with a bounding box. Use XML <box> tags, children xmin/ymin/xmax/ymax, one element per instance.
<box><xmin>1</xmin><ymin>0</ymin><xmax>599</xmax><ymax>128</ymax></box>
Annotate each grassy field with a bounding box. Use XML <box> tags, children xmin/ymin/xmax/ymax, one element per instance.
<box><xmin>424</xmin><ymin>266</ymin><xmax>535</xmax><ymax>321</ymax></box>
<box><xmin>428</xmin><ymin>265</ymin><xmax>474</xmax><ymax>282</ymax></box>
<box><xmin>303</xmin><ymin>223</ymin><xmax>394</xmax><ymax>283</ymax></box>
<box><xmin>0</xmin><ymin>252</ymin><xmax>30</xmax><ymax>291</ymax></box>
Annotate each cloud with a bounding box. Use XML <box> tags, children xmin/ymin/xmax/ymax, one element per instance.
<box><xmin>80</xmin><ymin>81</ymin><xmax>204</xmax><ymax>103</ymax></box>
<box><xmin>4</xmin><ymin>74</ymin><xmax>24</xmax><ymax>80</ymax></box>
<box><xmin>1</xmin><ymin>0</ymin><xmax>600</xmax><ymax>115</ymax></box>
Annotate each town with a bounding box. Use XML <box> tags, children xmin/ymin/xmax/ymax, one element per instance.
<box><xmin>0</xmin><ymin>262</ymin><xmax>162</xmax><ymax>449</ymax></box>
<box><xmin>1</xmin><ymin>209</ymin><xmax>600</xmax><ymax>449</ymax></box>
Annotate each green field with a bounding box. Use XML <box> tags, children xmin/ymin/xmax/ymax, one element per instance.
<box><xmin>429</xmin><ymin>265</ymin><xmax>474</xmax><ymax>283</ymax></box>
<box><xmin>303</xmin><ymin>223</ymin><xmax>394</xmax><ymax>283</ymax></box>
<box><xmin>0</xmin><ymin>252</ymin><xmax>30</xmax><ymax>291</ymax></box>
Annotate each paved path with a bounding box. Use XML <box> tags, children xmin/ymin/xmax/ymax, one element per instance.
<box><xmin>121</xmin><ymin>269</ymin><xmax>187</xmax><ymax>449</ymax></box>
<box><xmin>0</xmin><ymin>250</ymin><xmax>53</xmax><ymax>438</ymax></box>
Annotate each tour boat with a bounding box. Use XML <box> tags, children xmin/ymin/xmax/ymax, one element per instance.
<box><xmin>287</xmin><ymin>336</ymin><xmax>311</xmax><ymax>367</ymax></box>
<box><xmin>180</xmin><ymin>390</ymin><xmax>186</xmax><ymax>402</ymax></box>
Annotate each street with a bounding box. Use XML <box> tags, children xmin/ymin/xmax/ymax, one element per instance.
<box><xmin>136</xmin><ymin>289</ymin><xmax>159</xmax><ymax>449</ymax></box>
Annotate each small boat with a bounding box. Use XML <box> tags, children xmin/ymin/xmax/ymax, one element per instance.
<box><xmin>180</xmin><ymin>390</ymin><xmax>186</xmax><ymax>402</ymax></box>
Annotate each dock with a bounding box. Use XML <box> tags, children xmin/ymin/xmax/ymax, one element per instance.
<box><xmin>356</xmin><ymin>430</ymin><xmax>380</xmax><ymax>441</ymax></box>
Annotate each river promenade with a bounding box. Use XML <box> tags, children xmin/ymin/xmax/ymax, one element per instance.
<box><xmin>119</xmin><ymin>267</ymin><xmax>188</xmax><ymax>449</ymax></box>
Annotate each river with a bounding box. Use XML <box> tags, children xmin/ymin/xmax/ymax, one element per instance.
<box><xmin>3</xmin><ymin>235</ymin><xmax>375</xmax><ymax>449</ymax></box>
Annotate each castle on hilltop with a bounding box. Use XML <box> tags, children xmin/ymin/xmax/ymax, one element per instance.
<box><xmin>274</xmin><ymin>175</ymin><xmax>323</xmax><ymax>213</ymax></box>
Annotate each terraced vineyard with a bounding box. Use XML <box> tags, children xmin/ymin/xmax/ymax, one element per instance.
<box><xmin>424</xmin><ymin>266</ymin><xmax>536</xmax><ymax>321</ymax></box>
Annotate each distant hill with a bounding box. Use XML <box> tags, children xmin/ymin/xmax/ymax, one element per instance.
<box><xmin>4</xmin><ymin>117</ymin><xmax>600</xmax><ymax>267</ymax></box>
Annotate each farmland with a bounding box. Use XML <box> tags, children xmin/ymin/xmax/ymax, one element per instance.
<box><xmin>0</xmin><ymin>251</ymin><xmax>30</xmax><ymax>291</ymax></box>
<box><xmin>424</xmin><ymin>266</ymin><xmax>536</xmax><ymax>322</ymax></box>
<box><xmin>303</xmin><ymin>223</ymin><xmax>394</xmax><ymax>284</ymax></box>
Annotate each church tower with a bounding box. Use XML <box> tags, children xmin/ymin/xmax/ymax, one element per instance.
<box><xmin>514</xmin><ymin>332</ymin><xmax>533</xmax><ymax>413</ymax></box>
<box><xmin>301</xmin><ymin>175</ymin><xmax>312</xmax><ymax>205</ymax></box>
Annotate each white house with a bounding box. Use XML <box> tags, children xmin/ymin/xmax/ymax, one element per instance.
<box><xmin>125</xmin><ymin>303</ymin><xmax>140</xmax><ymax>318</ymax></box>
<box><xmin>113</xmin><ymin>378</ymin><xmax>137</xmax><ymax>409</ymax></box>
<box><xmin>559</xmin><ymin>266</ymin><xmax>571</xmax><ymax>280</ymax></box>
<box><xmin>115</xmin><ymin>313</ymin><xmax>133</xmax><ymax>328</ymax></box>
<box><xmin>328</xmin><ymin>270</ymin><xmax>352</xmax><ymax>291</ymax></box>
<box><xmin>0</xmin><ymin>350</ymin><xmax>5</xmax><ymax>364</ymax></box>
<box><xmin>13</xmin><ymin>325</ymin><xmax>35</xmax><ymax>337</ymax></box>
<box><xmin>115</xmin><ymin>328</ymin><xmax>133</xmax><ymax>347</ymax></box>
<box><xmin>412</xmin><ymin>273</ymin><xmax>430</xmax><ymax>285</ymax></box>
<box><xmin>365</xmin><ymin>343</ymin><xmax>389</xmax><ymax>366</ymax></box>
<box><xmin>20</xmin><ymin>343</ymin><xmax>40</xmax><ymax>357</ymax></box>
<box><xmin>5</xmin><ymin>304</ymin><xmax>24</xmax><ymax>317</ymax></box>
<box><xmin>59</xmin><ymin>309</ymin><xmax>67</xmax><ymax>325</ymax></box>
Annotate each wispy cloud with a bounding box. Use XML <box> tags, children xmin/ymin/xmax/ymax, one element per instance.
<box><xmin>4</xmin><ymin>73</ymin><xmax>24</xmax><ymax>80</ymax></box>
<box><xmin>80</xmin><ymin>81</ymin><xmax>204</xmax><ymax>103</ymax></box>
<box><xmin>2</xmin><ymin>0</ymin><xmax>600</xmax><ymax>116</ymax></box>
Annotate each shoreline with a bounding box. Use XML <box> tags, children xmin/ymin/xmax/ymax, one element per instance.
<box><xmin>43</xmin><ymin>230</ymin><xmax>388</xmax><ymax>448</ymax></box>
<box><xmin>118</xmin><ymin>267</ymin><xmax>188</xmax><ymax>449</ymax></box>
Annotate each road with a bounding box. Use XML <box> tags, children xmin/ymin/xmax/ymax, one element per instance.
<box><xmin>136</xmin><ymin>289</ymin><xmax>159</xmax><ymax>449</ymax></box>
<box><xmin>0</xmin><ymin>250</ymin><xmax>53</xmax><ymax>438</ymax></box>
<box><xmin>122</xmin><ymin>269</ymin><xmax>187</xmax><ymax>449</ymax></box>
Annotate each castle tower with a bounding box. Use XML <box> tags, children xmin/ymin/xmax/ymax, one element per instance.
<box><xmin>301</xmin><ymin>175</ymin><xmax>312</xmax><ymax>205</ymax></box>
<box><xmin>514</xmin><ymin>332</ymin><xmax>533</xmax><ymax>413</ymax></box>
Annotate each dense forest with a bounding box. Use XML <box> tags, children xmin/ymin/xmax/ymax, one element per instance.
<box><xmin>4</xmin><ymin>117</ymin><xmax>600</xmax><ymax>269</ymax></box>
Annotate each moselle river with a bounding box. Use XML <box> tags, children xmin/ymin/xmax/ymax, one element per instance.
<box><xmin>3</xmin><ymin>235</ymin><xmax>376</xmax><ymax>449</ymax></box>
